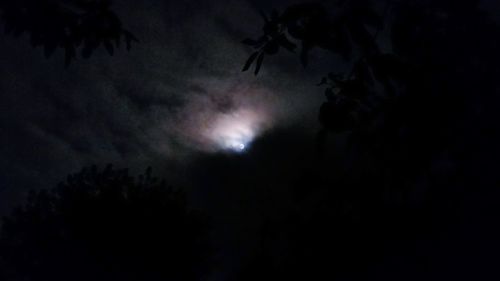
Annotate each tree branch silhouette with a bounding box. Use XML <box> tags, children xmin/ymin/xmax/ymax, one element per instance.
<box><xmin>0</xmin><ymin>0</ymin><xmax>138</xmax><ymax>66</ymax></box>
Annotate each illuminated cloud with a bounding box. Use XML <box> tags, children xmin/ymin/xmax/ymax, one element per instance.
<box><xmin>205</xmin><ymin>109</ymin><xmax>266</xmax><ymax>152</ymax></box>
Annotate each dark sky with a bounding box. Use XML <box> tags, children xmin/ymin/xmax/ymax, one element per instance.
<box><xmin>2</xmin><ymin>0</ymin><xmax>497</xmax><ymax>215</ymax></box>
<box><xmin>0</xmin><ymin>1</ymin><xmax>343</xmax><ymax>275</ymax></box>
<box><xmin>2</xmin><ymin>0</ymin><xmax>500</xmax><ymax>280</ymax></box>
<box><xmin>0</xmin><ymin>0</ymin><xmax>337</xmax><ymax>212</ymax></box>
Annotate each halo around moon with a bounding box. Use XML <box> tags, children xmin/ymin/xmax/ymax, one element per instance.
<box><xmin>205</xmin><ymin>109</ymin><xmax>266</xmax><ymax>153</ymax></box>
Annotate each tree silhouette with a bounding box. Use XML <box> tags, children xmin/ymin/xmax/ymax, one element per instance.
<box><xmin>242</xmin><ymin>0</ymin><xmax>499</xmax><ymax>193</ymax></box>
<box><xmin>0</xmin><ymin>0</ymin><xmax>138</xmax><ymax>65</ymax></box>
<box><xmin>0</xmin><ymin>165</ymin><xmax>212</xmax><ymax>281</ymax></box>
<box><xmin>242</xmin><ymin>0</ymin><xmax>406</xmax><ymax>134</ymax></box>
<box><xmin>239</xmin><ymin>0</ymin><xmax>500</xmax><ymax>279</ymax></box>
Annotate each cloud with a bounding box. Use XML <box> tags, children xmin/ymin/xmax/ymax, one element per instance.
<box><xmin>0</xmin><ymin>0</ymin><xmax>330</xmax><ymax>215</ymax></box>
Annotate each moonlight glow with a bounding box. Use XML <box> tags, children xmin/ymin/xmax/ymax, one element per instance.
<box><xmin>206</xmin><ymin>109</ymin><xmax>266</xmax><ymax>153</ymax></box>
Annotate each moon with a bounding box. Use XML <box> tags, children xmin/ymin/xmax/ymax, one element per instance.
<box><xmin>205</xmin><ymin>109</ymin><xmax>267</xmax><ymax>153</ymax></box>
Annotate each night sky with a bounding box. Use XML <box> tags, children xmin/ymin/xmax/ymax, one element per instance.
<box><xmin>0</xmin><ymin>1</ymin><xmax>338</xmax><ymax>276</ymax></box>
<box><xmin>0</xmin><ymin>0</ymin><xmax>327</xmax><ymax>209</ymax></box>
<box><xmin>1</xmin><ymin>0</ymin><xmax>500</xmax><ymax>280</ymax></box>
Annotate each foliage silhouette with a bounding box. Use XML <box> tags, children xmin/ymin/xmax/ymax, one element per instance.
<box><xmin>242</xmin><ymin>0</ymin><xmax>498</xmax><ymax>179</ymax></box>
<box><xmin>0</xmin><ymin>165</ymin><xmax>212</xmax><ymax>281</ymax></box>
<box><xmin>239</xmin><ymin>0</ymin><xmax>500</xmax><ymax>280</ymax></box>
<box><xmin>0</xmin><ymin>0</ymin><xmax>138</xmax><ymax>66</ymax></box>
<box><xmin>242</xmin><ymin>0</ymin><xmax>403</xmax><ymax>133</ymax></box>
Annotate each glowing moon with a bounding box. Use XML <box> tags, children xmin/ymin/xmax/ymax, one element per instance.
<box><xmin>205</xmin><ymin>109</ymin><xmax>266</xmax><ymax>153</ymax></box>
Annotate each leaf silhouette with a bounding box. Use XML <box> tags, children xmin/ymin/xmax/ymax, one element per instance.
<box><xmin>242</xmin><ymin>51</ymin><xmax>260</xmax><ymax>72</ymax></box>
<box><xmin>254</xmin><ymin>52</ymin><xmax>265</xmax><ymax>75</ymax></box>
